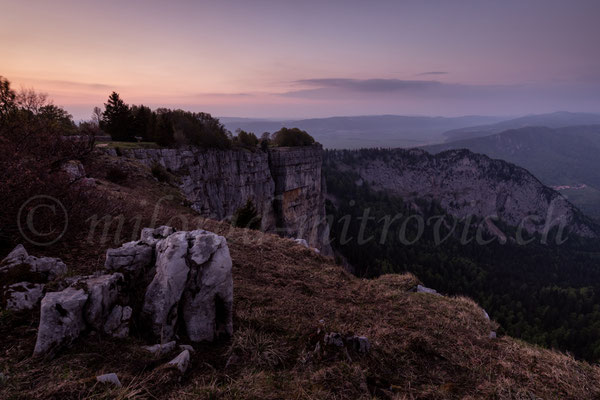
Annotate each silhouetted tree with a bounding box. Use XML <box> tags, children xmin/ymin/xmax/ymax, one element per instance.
<box><xmin>102</xmin><ymin>92</ymin><xmax>134</xmax><ymax>141</ymax></box>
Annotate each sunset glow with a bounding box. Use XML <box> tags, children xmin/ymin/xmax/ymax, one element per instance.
<box><xmin>2</xmin><ymin>0</ymin><xmax>600</xmax><ymax>119</ymax></box>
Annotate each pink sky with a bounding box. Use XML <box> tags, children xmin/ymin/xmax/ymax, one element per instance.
<box><xmin>2</xmin><ymin>0</ymin><xmax>600</xmax><ymax>120</ymax></box>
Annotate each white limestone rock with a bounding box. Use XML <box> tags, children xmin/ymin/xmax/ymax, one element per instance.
<box><xmin>142</xmin><ymin>341</ymin><xmax>177</xmax><ymax>356</ymax></box>
<box><xmin>0</xmin><ymin>245</ymin><xmax>66</xmax><ymax>281</ymax></box>
<box><xmin>142</xmin><ymin>232</ymin><xmax>191</xmax><ymax>341</ymax></box>
<box><xmin>416</xmin><ymin>285</ymin><xmax>440</xmax><ymax>296</ymax></box>
<box><xmin>293</xmin><ymin>238</ymin><xmax>309</xmax><ymax>248</ymax></box>
<box><xmin>166</xmin><ymin>350</ymin><xmax>190</xmax><ymax>373</ymax></box>
<box><xmin>4</xmin><ymin>282</ymin><xmax>45</xmax><ymax>311</ymax></box>
<box><xmin>81</xmin><ymin>273</ymin><xmax>124</xmax><ymax>331</ymax></box>
<box><xmin>96</xmin><ymin>372</ymin><xmax>122</xmax><ymax>387</ymax></box>
<box><xmin>34</xmin><ymin>287</ymin><xmax>88</xmax><ymax>356</ymax></box>
<box><xmin>181</xmin><ymin>231</ymin><xmax>233</xmax><ymax>342</ymax></box>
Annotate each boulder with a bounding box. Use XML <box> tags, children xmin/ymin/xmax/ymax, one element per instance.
<box><xmin>0</xmin><ymin>245</ymin><xmax>66</xmax><ymax>281</ymax></box>
<box><xmin>105</xmin><ymin>241</ymin><xmax>153</xmax><ymax>278</ymax></box>
<box><xmin>96</xmin><ymin>373</ymin><xmax>122</xmax><ymax>387</ymax></box>
<box><xmin>4</xmin><ymin>282</ymin><xmax>45</xmax><ymax>311</ymax></box>
<box><xmin>293</xmin><ymin>238</ymin><xmax>309</xmax><ymax>248</ymax></box>
<box><xmin>0</xmin><ymin>244</ymin><xmax>28</xmax><ymax>266</ymax></box>
<box><xmin>181</xmin><ymin>231</ymin><xmax>233</xmax><ymax>342</ymax></box>
<box><xmin>166</xmin><ymin>350</ymin><xmax>190</xmax><ymax>373</ymax></box>
<box><xmin>81</xmin><ymin>273</ymin><xmax>124</xmax><ymax>330</ymax></box>
<box><xmin>34</xmin><ymin>287</ymin><xmax>88</xmax><ymax>356</ymax></box>
<box><xmin>415</xmin><ymin>284</ymin><xmax>440</xmax><ymax>296</ymax></box>
<box><xmin>142</xmin><ymin>232</ymin><xmax>191</xmax><ymax>340</ymax></box>
<box><xmin>103</xmin><ymin>305</ymin><xmax>132</xmax><ymax>338</ymax></box>
<box><xmin>142</xmin><ymin>341</ymin><xmax>177</xmax><ymax>356</ymax></box>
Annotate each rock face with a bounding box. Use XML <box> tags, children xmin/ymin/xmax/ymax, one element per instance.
<box><xmin>80</xmin><ymin>273</ymin><xmax>124</xmax><ymax>331</ymax></box>
<box><xmin>327</xmin><ymin>148</ymin><xmax>598</xmax><ymax>238</ymax></box>
<box><xmin>142</xmin><ymin>230</ymin><xmax>233</xmax><ymax>342</ymax></box>
<box><xmin>111</xmin><ymin>146</ymin><xmax>332</xmax><ymax>255</ymax></box>
<box><xmin>103</xmin><ymin>305</ymin><xmax>132</xmax><ymax>338</ymax></box>
<box><xmin>34</xmin><ymin>287</ymin><xmax>88</xmax><ymax>356</ymax></box>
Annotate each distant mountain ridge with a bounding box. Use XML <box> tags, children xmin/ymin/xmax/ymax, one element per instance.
<box><xmin>221</xmin><ymin>114</ymin><xmax>505</xmax><ymax>149</ymax></box>
<box><xmin>425</xmin><ymin>125</ymin><xmax>600</xmax><ymax>219</ymax></box>
<box><xmin>442</xmin><ymin>111</ymin><xmax>600</xmax><ymax>142</ymax></box>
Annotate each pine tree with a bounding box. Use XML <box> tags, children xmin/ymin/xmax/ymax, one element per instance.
<box><xmin>102</xmin><ymin>92</ymin><xmax>134</xmax><ymax>141</ymax></box>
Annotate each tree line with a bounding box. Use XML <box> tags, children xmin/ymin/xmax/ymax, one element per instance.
<box><xmin>99</xmin><ymin>92</ymin><xmax>315</xmax><ymax>149</ymax></box>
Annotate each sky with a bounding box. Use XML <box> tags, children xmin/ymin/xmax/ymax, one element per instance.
<box><xmin>1</xmin><ymin>0</ymin><xmax>600</xmax><ymax>120</ymax></box>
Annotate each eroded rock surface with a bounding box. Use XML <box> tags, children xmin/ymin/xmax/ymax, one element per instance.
<box><xmin>34</xmin><ymin>287</ymin><xmax>88</xmax><ymax>356</ymax></box>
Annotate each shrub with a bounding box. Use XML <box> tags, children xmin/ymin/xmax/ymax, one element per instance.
<box><xmin>272</xmin><ymin>127</ymin><xmax>315</xmax><ymax>147</ymax></box>
<box><xmin>151</xmin><ymin>162</ymin><xmax>170</xmax><ymax>183</ymax></box>
<box><xmin>233</xmin><ymin>200</ymin><xmax>261</xmax><ymax>230</ymax></box>
<box><xmin>234</xmin><ymin>130</ymin><xmax>259</xmax><ymax>149</ymax></box>
<box><xmin>106</xmin><ymin>166</ymin><xmax>128</xmax><ymax>183</ymax></box>
<box><xmin>0</xmin><ymin>77</ymin><xmax>100</xmax><ymax>252</ymax></box>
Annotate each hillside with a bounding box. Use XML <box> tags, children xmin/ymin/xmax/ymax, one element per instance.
<box><xmin>1</xmin><ymin>151</ymin><xmax>600</xmax><ymax>399</ymax></box>
<box><xmin>442</xmin><ymin>112</ymin><xmax>600</xmax><ymax>142</ymax></box>
<box><xmin>221</xmin><ymin>115</ymin><xmax>504</xmax><ymax>149</ymax></box>
<box><xmin>323</xmin><ymin>148</ymin><xmax>600</xmax><ymax>361</ymax></box>
<box><xmin>425</xmin><ymin>125</ymin><xmax>600</xmax><ymax>219</ymax></box>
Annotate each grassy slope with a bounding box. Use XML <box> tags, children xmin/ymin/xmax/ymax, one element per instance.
<box><xmin>1</xmin><ymin>153</ymin><xmax>599</xmax><ymax>399</ymax></box>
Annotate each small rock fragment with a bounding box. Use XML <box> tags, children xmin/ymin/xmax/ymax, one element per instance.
<box><xmin>142</xmin><ymin>341</ymin><xmax>177</xmax><ymax>356</ymax></box>
<box><xmin>415</xmin><ymin>284</ymin><xmax>440</xmax><ymax>295</ymax></box>
<box><xmin>179</xmin><ymin>344</ymin><xmax>194</xmax><ymax>353</ymax></box>
<box><xmin>489</xmin><ymin>331</ymin><xmax>497</xmax><ymax>339</ymax></box>
<box><xmin>96</xmin><ymin>372</ymin><xmax>122</xmax><ymax>387</ymax></box>
<box><xmin>166</xmin><ymin>350</ymin><xmax>190</xmax><ymax>373</ymax></box>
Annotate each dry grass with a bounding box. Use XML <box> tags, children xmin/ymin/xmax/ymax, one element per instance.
<box><xmin>1</xmin><ymin>153</ymin><xmax>600</xmax><ymax>399</ymax></box>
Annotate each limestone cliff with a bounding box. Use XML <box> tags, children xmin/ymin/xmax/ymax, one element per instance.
<box><xmin>111</xmin><ymin>145</ymin><xmax>332</xmax><ymax>254</ymax></box>
<box><xmin>326</xmin><ymin>148</ymin><xmax>599</xmax><ymax>238</ymax></box>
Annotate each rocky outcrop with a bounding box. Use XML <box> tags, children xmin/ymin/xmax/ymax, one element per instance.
<box><xmin>27</xmin><ymin>226</ymin><xmax>233</xmax><ymax>357</ymax></box>
<box><xmin>1</xmin><ymin>245</ymin><xmax>67</xmax><ymax>311</ymax></box>
<box><xmin>0</xmin><ymin>244</ymin><xmax>67</xmax><ymax>281</ymax></box>
<box><xmin>109</xmin><ymin>146</ymin><xmax>332</xmax><ymax>254</ymax></box>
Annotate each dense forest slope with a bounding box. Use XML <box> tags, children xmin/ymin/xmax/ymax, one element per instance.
<box><xmin>2</xmin><ymin>151</ymin><xmax>600</xmax><ymax>399</ymax></box>
<box><xmin>425</xmin><ymin>125</ymin><xmax>600</xmax><ymax>219</ymax></box>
